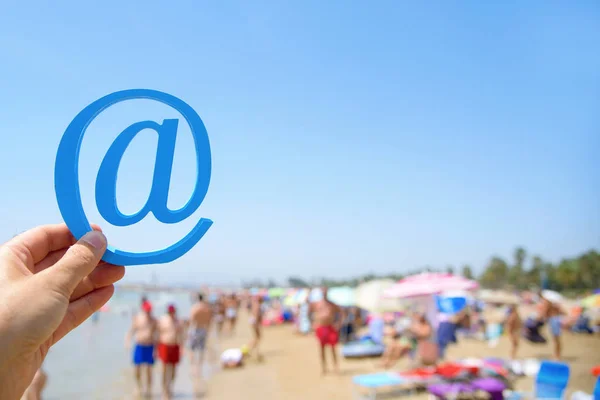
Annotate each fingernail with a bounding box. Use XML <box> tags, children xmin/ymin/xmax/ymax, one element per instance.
<box><xmin>80</xmin><ymin>230</ymin><xmax>107</xmax><ymax>250</ymax></box>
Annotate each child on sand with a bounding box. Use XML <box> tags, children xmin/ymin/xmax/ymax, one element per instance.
<box><xmin>221</xmin><ymin>345</ymin><xmax>250</xmax><ymax>368</ymax></box>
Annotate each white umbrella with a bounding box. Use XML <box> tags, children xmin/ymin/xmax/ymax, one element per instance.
<box><xmin>327</xmin><ymin>287</ymin><xmax>355</xmax><ymax>307</ymax></box>
<box><xmin>541</xmin><ymin>290</ymin><xmax>563</xmax><ymax>304</ymax></box>
<box><xmin>355</xmin><ymin>279</ymin><xmax>401</xmax><ymax>312</ymax></box>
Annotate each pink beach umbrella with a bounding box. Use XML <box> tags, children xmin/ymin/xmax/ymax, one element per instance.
<box><xmin>384</xmin><ymin>272</ymin><xmax>479</xmax><ymax>299</ymax></box>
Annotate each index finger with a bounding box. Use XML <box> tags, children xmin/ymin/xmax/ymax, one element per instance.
<box><xmin>5</xmin><ymin>224</ymin><xmax>102</xmax><ymax>266</ymax></box>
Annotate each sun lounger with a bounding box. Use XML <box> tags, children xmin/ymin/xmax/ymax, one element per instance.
<box><xmin>352</xmin><ymin>371</ymin><xmax>439</xmax><ymax>400</ymax></box>
<box><xmin>505</xmin><ymin>360</ymin><xmax>570</xmax><ymax>400</ymax></box>
<box><xmin>352</xmin><ymin>373</ymin><xmax>414</xmax><ymax>400</ymax></box>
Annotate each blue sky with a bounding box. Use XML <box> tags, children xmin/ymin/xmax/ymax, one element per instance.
<box><xmin>0</xmin><ymin>1</ymin><xmax>598</xmax><ymax>286</ymax></box>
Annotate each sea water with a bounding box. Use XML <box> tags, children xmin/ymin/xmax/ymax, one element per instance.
<box><xmin>43</xmin><ymin>289</ymin><xmax>194</xmax><ymax>399</ymax></box>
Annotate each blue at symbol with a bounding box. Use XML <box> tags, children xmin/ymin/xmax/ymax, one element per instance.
<box><xmin>54</xmin><ymin>89</ymin><xmax>213</xmax><ymax>266</ymax></box>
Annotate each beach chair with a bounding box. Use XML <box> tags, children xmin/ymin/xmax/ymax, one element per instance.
<box><xmin>507</xmin><ymin>361</ymin><xmax>570</xmax><ymax>400</ymax></box>
<box><xmin>535</xmin><ymin>361</ymin><xmax>570</xmax><ymax>399</ymax></box>
<box><xmin>351</xmin><ymin>372</ymin><xmax>418</xmax><ymax>400</ymax></box>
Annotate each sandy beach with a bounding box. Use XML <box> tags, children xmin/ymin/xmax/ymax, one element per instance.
<box><xmin>93</xmin><ymin>308</ymin><xmax>600</xmax><ymax>400</ymax></box>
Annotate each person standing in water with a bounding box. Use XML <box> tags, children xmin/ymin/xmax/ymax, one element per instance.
<box><xmin>505</xmin><ymin>305</ymin><xmax>522</xmax><ymax>360</ymax></box>
<box><xmin>248</xmin><ymin>295</ymin><xmax>264</xmax><ymax>360</ymax></box>
<box><xmin>224</xmin><ymin>293</ymin><xmax>240</xmax><ymax>335</ymax></box>
<box><xmin>188</xmin><ymin>293</ymin><xmax>213</xmax><ymax>375</ymax></box>
<box><xmin>157</xmin><ymin>304</ymin><xmax>184</xmax><ymax>400</ymax></box>
<box><xmin>125</xmin><ymin>300</ymin><xmax>158</xmax><ymax>398</ymax></box>
<box><xmin>310</xmin><ymin>287</ymin><xmax>345</xmax><ymax>375</ymax></box>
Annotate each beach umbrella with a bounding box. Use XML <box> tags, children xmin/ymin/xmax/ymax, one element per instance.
<box><xmin>355</xmin><ymin>279</ymin><xmax>400</xmax><ymax>312</ymax></box>
<box><xmin>581</xmin><ymin>294</ymin><xmax>600</xmax><ymax>308</ymax></box>
<box><xmin>478</xmin><ymin>290</ymin><xmax>519</xmax><ymax>305</ymax></box>
<box><xmin>440</xmin><ymin>289</ymin><xmax>475</xmax><ymax>301</ymax></box>
<box><xmin>283</xmin><ymin>295</ymin><xmax>296</xmax><ymax>307</ymax></box>
<box><xmin>293</xmin><ymin>288</ymin><xmax>308</xmax><ymax>304</ymax></box>
<box><xmin>309</xmin><ymin>287</ymin><xmax>323</xmax><ymax>302</ymax></box>
<box><xmin>541</xmin><ymin>290</ymin><xmax>563</xmax><ymax>304</ymax></box>
<box><xmin>384</xmin><ymin>273</ymin><xmax>479</xmax><ymax>299</ymax></box>
<box><xmin>287</xmin><ymin>288</ymin><xmax>322</xmax><ymax>305</ymax></box>
<box><xmin>327</xmin><ymin>286</ymin><xmax>355</xmax><ymax>307</ymax></box>
<box><xmin>268</xmin><ymin>287</ymin><xmax>285</xmax><ymax>298</ymax></box>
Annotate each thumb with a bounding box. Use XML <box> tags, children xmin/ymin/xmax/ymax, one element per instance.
<box><xmin>43</xmin><ymin>230</ymin><xmax>107</xmax><ymax>297</ymax></box>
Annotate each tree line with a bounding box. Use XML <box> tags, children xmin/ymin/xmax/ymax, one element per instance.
<box><xmin>241</xmin><ymin>248</ymin><xmax>600</xmax><ymax>293</ymax></box>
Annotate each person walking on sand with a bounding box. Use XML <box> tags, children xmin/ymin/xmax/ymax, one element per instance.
<box><xmin>214</xmin><ymin>295</ymin><xmax>226</xmax><ymax>337</ymax></box>
<box><xmin>125</xmin><ymin>299</ymin><xmax>158</xmax><ymax>398</ymax></box>
<box><xmin>157</xmin><ymin>304</ymin><xmax>184</xmax><ymax>400</ymax></box>
<box><xmin>310</xmin><ymin>287</ymin><xmax>345</xmax><ymax>375</ymax></box>
<box><xmin>188</xmin><ymin>293</ymin><xmax>213</xmax><ymax>375</ymax></box>
<box><xmin>248</xmin><ymin>295</ymin><xmax>265</xmax><ymax>360</ymax></box>
<box><xmin>539</xmin><ymin>294</ymin><xmax>566</xmax><ymax>360</ymax></box>
<box><xmin>505</xmin><ymin>305</ymin><xmax>522</xmax><ymax>360</ymax></box>
<box><xmin>224</xmin><ymin>293</ymin><xmax>240</xmax><ymax>335</ymax></box>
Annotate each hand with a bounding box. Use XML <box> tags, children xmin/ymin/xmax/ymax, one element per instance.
<box><xmin>0</xmin><ymin>224</ymin><xmax>125</xmax><ymax>400</ymax></box>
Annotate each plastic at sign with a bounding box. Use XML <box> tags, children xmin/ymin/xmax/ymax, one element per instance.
<box><xmin>54</xmin><ymin>89</ymin><xmax>213</xmax><ymax>266</ymax></box>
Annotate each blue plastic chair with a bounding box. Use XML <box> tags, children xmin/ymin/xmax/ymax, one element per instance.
<box><xmin>593</xmin><ymin>376</ymin><xmax>600</xmax><ymax>400</ymax></box>
<box><xmin>535</xmin><ymin>361</ymin><xmax>570</xmax><ymax>399</ymax></box>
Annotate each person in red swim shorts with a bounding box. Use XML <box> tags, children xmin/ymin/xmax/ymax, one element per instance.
<box><xmin>310</xmin><ymin>287</ymin><xmax>345</xmax><ymax>375</ymax></box>
<box><xmin>157</xmin><ymin>304</ymin><xmax>184</xmax><ymax>400</ymax></box>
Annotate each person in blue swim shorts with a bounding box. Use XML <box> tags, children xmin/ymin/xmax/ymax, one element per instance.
<box><xmin>126</xmin><ymin>299</ymin><xmax>158</xmax><ymax>397</ymax></box>
<box><xmin>539</xmin><ymin>293</ymin><xmax>566</xmax><ymax>360</ymax></box>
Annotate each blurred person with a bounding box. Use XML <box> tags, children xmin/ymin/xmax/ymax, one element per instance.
<box><xmin>214</xmin><ymin>295</ymin><xmax>226</xmax><ymax>336</ymax></box>
<box><xmin>437</xmin><ymin>309</ymin><xmax>465</xmax><ymax>359</ymax></box>
<box><xmin>571</xmin><ymin>307</ymin><xmax>594</xmax><ymax>334</ymax></box>
<box><xmin>505</xmin><ymin>305</ymin><xmax>522</xmax><ymax>359</ymax></box>
<box><xmin>221</xmin><ymin>345</ymin><xmax>250</xmax><ymax>369</ymax></box>
<box><xmin>539</xmin><ymin>293</ymin><xmax>566</xmax><ymax>360</ymax></box>
<box><xmin>188</xmin><ymin>293</ymin><xmax>213</xmax><ymax>375</ymax></box>
<box><xmin>310</xmin><ymin>287</ymin><xmax>345</xmax><ymax>375</ymax></box>
<box><xmin>340</xmin><ymin>307</ymin><xmax>359</xmax><ymax>342</ymax></box>
<box><xmin>298</xmin><ymin>295</ymin><xmax>311</xmax><ymax>335</ymax></box>
<box><xmin>125</xmin><ymin>299</ymin><xmax>158</xmax><ymax>398</ymax></box>
<box><xmin>378</xmin><ymin>312</ymin><xmax>432</xmax><ymax>369</ymax></box>
<box><xmin>0</xmin><ymin>225</ymin><xmax>124</xmax><ymax>400</ymax></box>
<box><xmin>224</xmin><ymin>293</ymin><xmax>240</xmax><ymax>335</ymax></box>
<box><xmin>157</xmin><ymin>304</ymin><xmax>184</xmax><ymax>400</ymax></box>
<box><xmin>248</xmin><ymin>296</ymin><xmax>264</xmax><ymax>360</ymax></box>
